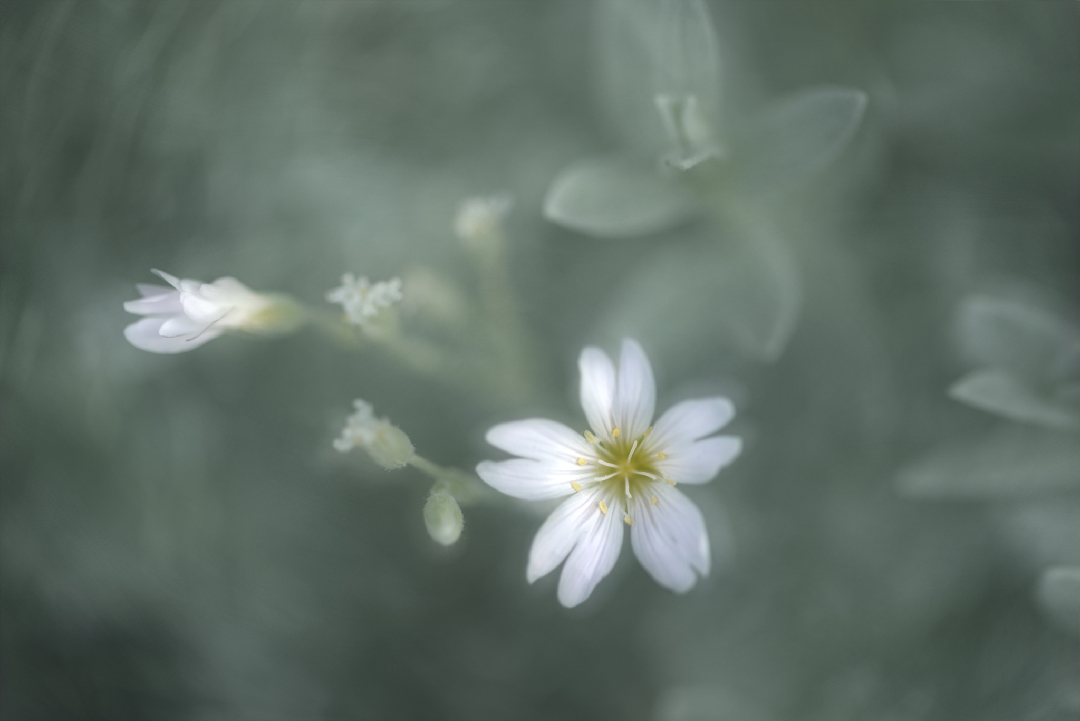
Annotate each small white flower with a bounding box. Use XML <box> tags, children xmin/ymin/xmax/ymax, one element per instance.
<box><xmin>123</xmin><ymin>269</ymin><xmax>276</xmax><ymax>354</ymax></box>
<box><xmin>326</xmin><ymin>273</ymin><xmax>403</xmax><ymax>326</ymax></box>
<box><xmin>477</xmin><ymin>339</ymin><xmax>741</xmax><ymax>607</ymax></box>
<box><xmin>454</xmin><ymin>193</ymin><xmax>512</xmax><ymax>246</ymax></box>
<box><xmin>334</xmin><ymin>399</ymin><xmax>415</xmax><ymax>470</ymax></box>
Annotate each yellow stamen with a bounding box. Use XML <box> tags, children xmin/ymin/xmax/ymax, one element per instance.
<box><xmin>656</xmin><ymin>452</ymin><xmax>667</xmax><ymax>459</ymax></box>
<box><xmin>598</xmin><ymin>500</ymin><xmax>608</xmax><ymax>514</ymax></box>
<box><xmin>611</xmin><ymin>427</ymin><xmax>621</xmax><ymax>438</ymax></box>
<box><xmin>577</xmin><ymin>457</ymin><xmax>587</xmax><ymax>466</ymax></box>
<box><xmin>584</xmin><ymin>430</ymin><xmax>596</xmax><ymax>444</ymax></box>
<box><xmin>650</xmin><ymin>495</ymin><xmax>659</xmax><ymax>505</ymax></box>
<box><xmin>571</xmin><ymin>481</ymin><xmax>582</xmax><ymax>492</ymax></box>
<box><xmin>644</xmin><ymin>426</ymin><xmax>653</xmax><ymax>437</ymax></box>
<box><xmin>665</xmin><ymin>478</ymin><xmax>677</xmax><ymax>486</ymax></box>
<box><xmin>624</xmin><ymin>515</ymin><xmax>633</xmax><ymax>526</ymax></box>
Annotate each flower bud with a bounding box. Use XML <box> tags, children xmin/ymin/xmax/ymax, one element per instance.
<box><xmin>123</xmin><ymin>269</ymin><xmax>301</xmax><ymax>354</ymax></box>
<box><xmin>365</xmin><ymin>423</ymin><xmax>415</xmax><ymax>470</ymax></box>
<box><xmin>333</xmin><ymin>400</ymin><xmax>415</xmax><ymax>470</ymax></box>
<box><xmin>423</xmin><ymin>491</ymin><xmax>464</xmax><ymax>546</ymax></box>
<box><xmin>454</xmin><ymin>193</ymin><xmax>512</xmax><ymax>256</ymax></box>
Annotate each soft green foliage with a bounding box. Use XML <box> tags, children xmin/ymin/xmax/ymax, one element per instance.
<box><xmin>2</xmin><ymin>2</ymin><xmax>1078</xmax><ymax>720</ymax></box>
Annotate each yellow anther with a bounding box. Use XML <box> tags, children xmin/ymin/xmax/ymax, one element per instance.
<box><xmin>577</xmin><ymin>457</ymin><xmax>587</xmax><ymax>466</ymax></box>
<box><xmin>624</xmin><ymin>515</ymin><xmax>633</xmax><ymax>526</ymax></box>
<box><xmin>612</xmin><ymin>427</ymin><xmax>621</xmax><ymax>438</ymax></box>
<box><xmin>571</xmin><ymin>481</ymin><xmax>583</xmax><ymax>492</ymax></box>
<box><xmin>644</xmin><ymin>426</ymin><xmax>653</xmax><ymax>437</ymax></box>
<box><xmin>584</xmin><ymin>430</ymin><xmax>596</xmax><ymax>444</ymax></box>
<box><xmin>656</xmin><ymin>452</ymin><xmax>667</xmax><ymax>459</ymax></box>
<box><xmin>665</xmin><ymin>478</ymin><xmax>677</xmax><ymax>486</ymax></box>
<box><xmin>598</xmin><ymin>500</ymin><xmax>609</xmax><ymax>514</ymax></box>
<box><xmin>650</xmin><ymin>495</ymin><xmax>659</xmax><ymax>505</ymax></box>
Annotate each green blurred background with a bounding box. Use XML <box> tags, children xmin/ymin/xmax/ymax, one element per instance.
<box><xmin>1</xmin><ymin>2</ymin><xmax>1078</xmax><ymax>719</ymax></box>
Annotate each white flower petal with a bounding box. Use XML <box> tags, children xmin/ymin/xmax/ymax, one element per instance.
<box><xmin>158</xmin><ymin>314</ymin><xmax>217</xmax><ymax>339</ymax></box>
<box><xmin>476</xmin><ymin>459</ymin><xmax>586</xmax><ymax>501</ymax></box>
<box><xmin>629</xmin><ymin>497</ymin><xmax>697</xmax><ymax>592</ymax></box>
<box><xmin>150</xmin><ymin>268</ymin><xmax>181</xmax><ymax>288</ymax></box>
<box><xmin>124</xmin><ymin>291</ymin><xmax>183</xmax><ymax>316</ymax></box>
<box><xmin>579</xmin><ymin>346</ymin><xmax>616</xmax><ymax>436</ymax></box>
<box><xmin>614</xmin><ymin>339</ymin><xmax>656</xmax><ymax>438</ymax></box>
<box><xmin>123</xmin><ymin>317</ymin><xmax>220</xmax><ymax>354</ymax></box>
<box><xmin>650</xmin><ymin>397</ymin><xmax>735</xmax><ymax>449</ymax></box>
<box><xmin>180</xmin><ymin>292</ymin><xmax>228</xmax><ymax>322</ymax></box>
<box><xmin>485</xmin><ymin>419</ymin><xmax>592</xmax><ymax>463</ymax></box>
<box><xmin>136</xmin><ymin>283</ymin><xmax>176</xmax><ymax>298</ymax></box>
<box><xmin>658</xmin><ymin>436</ymin><xmax>742</xmax><ymax>484</ymax></box>
<box><xmin>527</xmin><ymin>486</ymin><xmax>605</xmax><ymax>583</ymax></box>
<box><xmin>630</xmin><ymin>484</ymin><xmax>709</xmax><ymax>592</ymax></box>
<box><xmin>557</xmin><ymin>494</ymin><xmax>625</xmax><ymax>607</ymax></box>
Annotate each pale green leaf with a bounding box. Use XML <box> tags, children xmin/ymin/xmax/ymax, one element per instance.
<box><xmin>956</xmin><ymin>295</ymin><xmax>1080</xmax><ymax>383</ymax></box>
<box><xmin>1037</xmin><ymin>567</ymin><xmax>1080</xmax><ymax>635</ymax></box>
<box><xmin>594</xmin><ymin>0</ymin><xmax>722</xmax><ymax>157</ymax></box>
<box><xmin>596</xmin><ymin>227</ymin><xmax>801</xmax><ymax>363</ymax></box>
<box><xmin>897</xmin><ymin>427</ymin><xmax>1080</xmax><ymax>499</ymax></box>
<box><xmin>543</xmin><ymin>157</ymin><xmax>695</xmax><ymax>238</ymax></box>
<box><xmin>731</xmin><ymin>86</ymin><xmax>867</xmax><ymax>192</ymax></box>
<box><xmin>949</xmin><ymin>369</ymin><xmax>1080</xmax><ymax>430</ymax></box>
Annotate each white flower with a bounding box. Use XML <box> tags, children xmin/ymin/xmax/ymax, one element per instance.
<box><xmin>476</xmin><ymin>339</ymin><xmax>741</xmax><ymax>607</ymax></box>
<box><xmin>334</xmin><ymin>399</ymin><xmax>415</xmax><ymax>470</ymax></box>
<box><xmin>123</xmin><ymin>269</ymin><xmax>277</xmax><ymax>354</ymax></box>
<box><xmin>454</xmin><ymin>193</ymin><xmax>512</xmax><ymax>246</ymax></box>
<box><xmin>326</xmin><ymin>273</ymin><xmax>403</xmax><ymax>326</ymax></box>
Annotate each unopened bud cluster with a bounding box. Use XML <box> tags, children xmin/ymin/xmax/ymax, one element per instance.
<box><xmin>326</xmin><ymin>274</ymin><xmax>403</xmax><ymax>327</ymax></box>
<box><xmin>454</xmin><ymin>193</ymin><xmax>512</xmax><ymax>255</ymax></box>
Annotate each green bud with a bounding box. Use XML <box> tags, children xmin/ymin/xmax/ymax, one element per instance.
<box><xmin>366</xmin><ymin>424</ymin><xmax>415</xmax><ymax>470</ymax></box>
<box><xmin>423</xmin><ymin>491</ymin><xmax>464</xmax><ymax>546</ymax></box>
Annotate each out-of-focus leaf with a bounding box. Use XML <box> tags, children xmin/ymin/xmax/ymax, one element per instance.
<box><xmin>897</xmin><ymin>426</ymin><xmax>1080</xmax><ymax>499</ymax></box>
<box><xmin>654</xmin><ymin>686</ymin><xmax>771</xmax><ymax>721</ymax></box>
<box><xmin>1036</xmin><ymin>567</ymin><xmax>1080</xmax><ymax>635</ymax></box>
<box><xmin>730</xmin><ymin>87</ymin><xmax>867</xmax><ymax>192</ymax></box>
<box><xmin>1001</xmin><ymin>501</ymin><xmax>1080</xmax><ymax>569</ymax></box>
<box><xmin>956</xmin><ymin>295</ymin><xmax>1080</xmax><ymax>383</ymax></box>
<box><xmin>949</xmin><ymin>369</ymin><xmax>1080</xmax><ymax>430</ymax></box>
<box><xmin>594</xmin><ymin>0</ymin><xmax>670</xmax><ymax>155</ymax></box>
<box><xmin>656</xmin><ymin>0</ymin><xmax>720</xmax><ymax>100</ymax></box>
<box><xmin>597</xmin><ymin>226</ymin><xmax>800</xmax><ymax>364</ymax></box>
<box><xmin>594</xmin><ymin>0</ymin><xmax>722</xmax><ymax>158</ymax></box>
<box><xmin>658</xmin><ymin>0</ymin><xmax>726</xmax><ymax>168</ymax></box>
<box><xmin>543</xmin><ymin>157</ymin><xmax>695</xmax><ymax>238</ymax></box>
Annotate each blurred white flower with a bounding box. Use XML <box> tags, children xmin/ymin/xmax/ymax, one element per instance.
<box><xmin>454</xmin><ymin>193</ymin><xmax>512</xmax><ymax>249</ymax></box>
<box><xmin>477</xmin><ymin>339</ymin><xmax>742</xmax><ymax>607</ymax></box>
<box><xmin>326</xmin><ymin>274</ymin><xmax>403</xmax><ymax>327</ymax></box>
<box><xmin>334</xmin><ymin>399</ymin><xmax>415</xmax><ymax>470</ymax></box>
<box><xmin>123</xmin><ymin>269</ymin><xmax>278</xmax><ymax>354</ymax></box>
